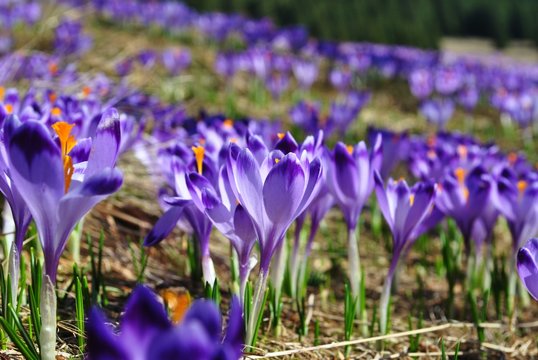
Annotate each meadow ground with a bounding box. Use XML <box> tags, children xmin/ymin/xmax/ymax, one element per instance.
<box><xmin>4</xmin><ymin>4</ymin><xmax>538</xmax><ymax>359</ymax></box>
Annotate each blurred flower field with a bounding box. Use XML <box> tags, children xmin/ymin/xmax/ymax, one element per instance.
<box><xmin>0</xmin><ymin>1</ymin><xmax>537</xmax><ymax>359</ymax></box>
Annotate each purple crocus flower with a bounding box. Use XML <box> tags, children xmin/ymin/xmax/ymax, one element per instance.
<box><xmin>162</xmin><ymin>48</ymin><xmax>191</xmax><ymax>76</ymax></box>
<box><xmin>374</xmin><ymin>174</ymin><xmax>436</xmax><ymax>333</ymax></box>
<box><xmin>517</xmin><ymin>238</ymin><xmax>538</xmax><ymax>301</ymax></box>
<box><xmin>5</xmin><ymin>110</ymin><xmax>123</xmax><ymax>359</ymax></box>
<box><xmin>145</xmin><ymin>145</ymin><xmax>216</xmax><ymax>286</ymax></box>
<box><xmin>87</xmin><ymin>286</ymin><xmax>244</xmax><ymax>360</ymax></box>
<box><xmin>265</xmin><ymin>73</ymin><xmax>290</xmax><ymax>100</ymax></box>
<box><xmin>292</xmin><ymin>58</ymin><xmax>318</xmax><ymax>90</ymax></box>
<box><xmin>54</xmin><ymin>18</ymin><xmax>92</xmax><ymax>57</ymax></box>
<box><xmin>329</xmin><ymin>66</ymin><xmax>352</xmax><ymax>92</ymax></box>
<box><xmin>0</xmin><ymin>115</ymin><xmax>32</xmax><ymax>302</ymax></box>
<box><xmin>495</xmin><ymin>168</ymin><xmax>538</xmax><ymax>255</ymax></box>
<box><xmin>186</xmin><ymin>168</ymin><xmax>257</xmax><ymax>303</ymax></box>
<box><xmin>408</xmin><ymin>68</ymin><xmax>433</xmax><ymax>100</ymax></box>
<box><xmin>326</xmin><ymin>137</ymin><xmax>382</xmax><ymax>305</ymax></box>
<box><xmin>226</xmin><ymin>144</ymin><xmax>322</xmax><ymax>344</ymax></box>
<box><xmin>419</xmin><ymin>98</ymin><xmax>455</xmax><ymax>129</ymax></box>
<box><xmin>436</xmin><ymin>165</ymin><xmax>492</xmax><ymax>255</ymax></box>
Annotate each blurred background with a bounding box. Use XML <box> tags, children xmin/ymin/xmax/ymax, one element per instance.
<box><xmin>185</xmin><ymin>0</ymin><xmax>538</xmax><ymax>50</ymax></box>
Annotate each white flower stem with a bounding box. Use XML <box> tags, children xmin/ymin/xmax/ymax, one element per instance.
<box><xmin>246</xmin><ymin>271</ymin><xmax>268</xmax><ymax>346</ymax></box>
<box><xmin>39</xmin><ymin>275</ymin><xmax>57</xmax><ymax>360</ymax></box>
<box><xmin>347</xmin><ymin>226</ymin><xmax>361</xmax><ymax>309</ymax></box>
<box><xmin>8</xmin><ymin>243</ymin><xmax>19</xmax><ymax>308</ymax></box>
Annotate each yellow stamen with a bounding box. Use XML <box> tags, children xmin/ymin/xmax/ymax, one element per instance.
<box><xmin>277</xmin><ymin>133</ymin><xmax>285</xmax><ymax>140</ymax></box>
<box><xmin>517</xmin><ymin>180</ymin><xmax>528</xmax><ymax>196</ymax></box>
<box><xmin>192</xmin><ymin>146</ymin><xmax>205</xmax><ymax>174</ymax></box>
<box><xmin>0</xmin><ymin>86</ymin><xmax>4</xmax><ymax>102</ymax></box>
<box><xmin>507</xmin><ymin>152</ymin><xmax>517</xmax><ymax>165</ymax></box>
<box><xmin>409</xmin><ymin>194</ymin><xmax>415</xmax><ymax>206</ymax></box>
<box><xmin>48</xmin><ymin>62</ymin><xmax>58</xmax><ymax>76</ymax></box>
<box><xmin>51</xmin><ymin>107</ymin><xmax>62</xmax><ymax>117</ymax></box>
<box><xmin>454</xmin><ymin>168</ymin><xmax>466</xmax><ymax>185</ymax></box>
<box><xmin>223</xmin><ymin>119</ymin><xmax>233</xmax><ymax>129</ymax></box>
<box><xmin>4</xmin><ymin>104</ymin><xmax>13</xmax><ymax>114</ymax></box>
<box><xmin>275</xmin><ymin>158</ymin><xmax>280</xmax><ymax>164</ymax></box>
<box><xmin>457</xmin><ymin>145</ymin><xmax>468</xmax><ymax>159</ymax></box>
<box><xmin>52</xmin><ymin>122</ymin><xmax>77</xmax><ymax>193</ymax></box>
<box><xmin>454</xmin><ymin>167</ymin><xmax>469</xmax><ymax>202</ymax></box>
<box><xmin>159</xmin><ymin>289</ymin><xmax>191</xmax><ymax>324</ymax></box>
<box><xmin>346</xmin><ymin>145</ymin><xmax>353</xmax><ymax>155</ymax></box>
<box><xmin>82</xmin><ymin>86</ymin><xmax>91</xmax><ymax>98</ymax></box>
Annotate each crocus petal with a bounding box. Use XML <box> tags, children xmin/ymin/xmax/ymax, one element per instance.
<box><xmin>228</xmin><ymin>149</ymin><xmax>265</xmax><ymax>231</ymax></box>
<box><xmin>182</xmin><ymin>299</ymin><xmax>222</xmax><ymax>341</ymax></box>
<box><xmin>84</xmin><ymin>108</ymin><xmax>121</xmax><ymax>178</ymax></box>
<box><xmin>517</xmin><ymin>238</ymin><xmax>538</xmax><ymax>300</ymax></box>
<box><xmin>120</xmin><ymin>286</ymin><xmax>172</xmax><ymax>356</ymax></box>
<box><xmin>374</xmin><ymin>172</ymin><xmax>394</xmax><ymax>230</ymax></box>
<box><xmin>144</xmin><ymin>205</ymin><xmax>187</xmax><ymax>246</ymax></box>
<box><xmin>86</xmin><ymin>308</ymin><xmax>129</xmax><ymax>360</ymax></box>
<box><xmin>147</xmin><ymin>322</ymin><xmax>212</xmax><ymax>360</ymax></box>
<box><xmin>233</xmin><ymin>205</ymin><xmax>256</xmax><ymax>253</ymax></box>
<box><xmin>222</xmin><ymin>296</ymin><xmax>244</xmax><ymax>357</ymax></box>
<box><xmin>263</xmin><ymin>153</ymin><xmax>305</xmax><ymax>226</ymax></box>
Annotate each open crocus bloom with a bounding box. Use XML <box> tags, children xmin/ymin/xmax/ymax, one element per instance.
<box><xmin>5</xmin><ymin>109</ymin><xmax>123</xmax><ymax>359</ymax></box>
<box><xmin>6</xmin><ymin>110</ymin><xmax>123</xmax><ymax>283</ymax></box>
<box><xmin>436</xmin><ymin>165</ymin><xmax>492</xmax><ymax>254</ymax></box>
<box><xmin>517</xmin><ymin>238</ymin><xmax>538</xmax><ymax>301</ymax></box>
<box><xmin>186</xmin><ymin>167</ymin><xmax>258</xmax><ymax>302</ymax></box>
<box><xmin>374</xmin><ymin>173</ymin><xmax>436</xmax><ymax>334</ymax></box>
<box><xmin>226</xmin><ymin>144</ymin><xmax>322</xmax><ymax>274</ymax></box>
<box><xmin>87</xmin><ymin>286</ymin><xmax>244</xmax><ymax>360</ymax></box>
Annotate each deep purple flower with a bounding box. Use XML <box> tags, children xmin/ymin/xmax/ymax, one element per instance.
<box><xmin>292</xmin><ymin>58</ymin><xmax>318</xmax><ymax>90</ymax></box>
<box><xmin>494</xmin><ymin>168</ymin><xmax>538</xmax><ymax>255</ymax></box>
<box><xmin>517</xmin><ymin>238</ymin><xmax>538</xmax><ymax>300</ymax></box>
<box><xmin>5</xmin><ymin>110</ymin><xmax>123</xmax><ymax>359</ymax></box>
<box><xmin>162</xmin><ymin>48</ymin><xmax>191</xmax><ymax>76</ymax></box>
<box><xmin>436</xmin><ymin>165</ymin><xmax>492</xmax><ymax>254</ymax></box>
<box><xmin>374</xmin><ymin>174</ymin><xmax>436</xmax><ymax>333</ymax></box>
<box><xmin>145</xmin><ymin>145</ymin><xmax>216</xmax><ymax>286</ymax></box>
<box><xmin>54</xmin><ymin>18</ymin><xmax>92</xmax><ymax>56</ymax></box>
<box><xmin>186</xmin><ymin>169</ymin><xmax>257</xmax><ymax>302</ymax></box>
<box><xmin>419</xmin><ymin>98</ymin><xmax>454</xmax><ymax>129</ymax></box>
<box><xmin>408</xmin><ymin>68</ymin><xmax>433</xmax><ymax>100</ymax></box>
<box><xmin>326</xmin><ymin>137</ymin><xmax>382</xmax><ymax>305</ymax></box>
<box><xmin>87</xmin><ymin>286</ymin><xmax>244</xmax><ymax>360</ymax></box>
<box><xmin>367</xmin><ymin>127</ymin><xmax>409</xmax><ymax>180</ymax></box>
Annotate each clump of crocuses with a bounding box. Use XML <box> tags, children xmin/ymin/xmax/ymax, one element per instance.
<box><xmin>87</xmin><ymin>286</ymin><xmax>243</xmax><ymax>360</ymax></box>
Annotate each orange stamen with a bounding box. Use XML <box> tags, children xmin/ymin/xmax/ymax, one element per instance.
<box><xmin>346</xmin><ymin>145</ymin><xmax>353</xmax><ymax>155</ymax></box>
<box><xmin>507</xmin><ymin>152</ymin><xmax>517</xmax><ymax>165</ymax></box>
<box><xmin>229</xmin><ymin>137</ymin><xmax>238</xmax><ymax>144</ymax></box>
<box><xmin>4</xmin><ymin>104</ymin><xmax>13</xmax><ymax>114</ymax></box>
<box><xmin>52</xmin><ymin>122</ymin><xmax>77</xmax><ymax>193</ymax></box>
<box><xmin>191</xmin><ymin>146</ymin><xmax>205</xmax><ymax>174</ymax></box>
<box><xmin>454</xmin><ymin>167</ymin><xmax>469</xmax><ymax>202</ymax></box>
<box><xmin>48</xmin><ymin>92</ymin><xmax>57</xmax><ymax>103</ymax></box>
<box><xmin>454</xmin><ymin>168</ymin><xmax>466</xmax><ymax>185</ymax></box>
<box><xmin>51</xmin><ymin>107</ymin><xmax>62</xmax><ymax>117</ymax></box>
<box><xmin>517</xmin><ymin>180</ymin><xmax>528</xmax><ymax>196</ymax></box>
<box><xmin>223</xmin><ymin>119</ymin><xmax>233</xmax><ymax>129</ymax></box>
<box><xmin>409</xmin><ymin>194</ymin><xmax>415</xmax><ymax>206</ymax></box>
<box><xmin>159</xmin><ymin>289</ymin><xmax>191</xmax><ymax>324</ymax></box>
<box><xmin>0</xmin><ymin>86</ymin><xmax>4</xmax><ymax>101</ymax></box>
<box><xmin>82</xmin><ymin>86</ymin><xmax>91</xmax><ymax>98</ymax></box>
<box><xmin>277</xmin><ymin>133</ymin><xmax>285</xmax><ymax>140</ymax></box>
<box><xmin>48</xmin><ymin>62</ymin><xmax>58</xmax><ymax>76</ymax></box>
